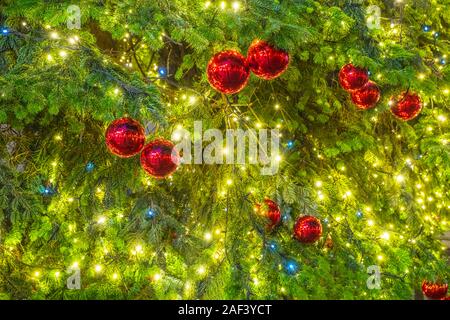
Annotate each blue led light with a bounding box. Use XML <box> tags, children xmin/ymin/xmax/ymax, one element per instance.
<box><xmin>433</xmin><ymin>32</ymin><xmax>440</xmax><ymax>38</ymax></box>
<box><xmin>157</xmin><ymin>66</ymin><xmax>167</xmax><ymax>77</ymax></box>
<box><xmin>145</xmin><ymin>208</ymin><xmax>156</xmax><ymax>219</ymax></box>
<box><xmin>356</xmin><ymin>210</ymin><xmax>363</xmax><ymax>219</ymax></box>
<box><xmin>85</xmin><ymin>161</ymin><xmax>95</xmax><ymax>172</ymax></box>
<box><xmin>267</xmin><ymin>241</ymin><xmax>278</xmax><ymax>252</ymax></box>
<box><xmin>39</xmin><ymin>185</ymin><xmax>56</xmax><ymax>196</ymax></box>
<box><xmin>422</xmin><ymin>25</ymin><xmax>431</xmax><ymax>32</ymax></box>
<box><xmin>1</xmin><ymin>28</ymin><xmax>8</xmax><ymax>35</ymax></box>
<box><xmin>440</xmin><ymin>58</ymin><xmax>446</xmax><ymax>65</ymax></box>
<box><xmin>283</xmin><ymin>259</ymin><xmax>299</xmax><ymax>275</ymax></box>
<box><xmin>287</xmin><ymin>141</ymin><xmax>294</xmax><ymax>149</ymax></box>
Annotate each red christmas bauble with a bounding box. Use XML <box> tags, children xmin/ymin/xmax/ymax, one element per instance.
<box><xmin>140</xmin><ymin>138</ymin><xmax>180</xmax><ymax>179</ymax></box>
<box><xmin>105</xmin><ymin>117</ymin><xmax>145</xmax><ymax>158</ymax></box>
<box><xmin>206</xmin><ymin>50</ymin><xmax>250</xmax><ymax>94</ymax></box>
<box><xmin>247</xmin><ymin>40</ymin><xmax>290</xmax><ymax>80</ymax></box>
<box><xmin>293</xmin><ymin>215</ymin><xmax>322</xmax><ymax>243</ymax></box>
<box><xmin>422</xmin><ymin>281</ymin><xmax>448</xmax><ymax>300</ymax></box>
<box><xmin>441</xmin><ymin>296</ymin><xmax>450</xmax><ymax>300</ymax></box>
<box><xmin>256</xmin><ymin>198</ymin><xmax>281</xmax><ymax>227</ymax></box>
<box><xmin>390</xmin><ymin>92</ymin><xmax>422</xmax><ymax>121</ymax></box>
<box><xmin>338</xmin><ymin>63</ymin><xmax>369</xmax><ymax>92</ymax></box>
<box><xmin>351</xmin><ymin>81</ymin><xmax>381</xmax><ymax>109</ymax></box>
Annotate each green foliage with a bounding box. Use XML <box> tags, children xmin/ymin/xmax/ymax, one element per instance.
<box><xmin>0</xmin><ymin>0</ymin><xmax>449</xmax><ymax>300</ymax></box>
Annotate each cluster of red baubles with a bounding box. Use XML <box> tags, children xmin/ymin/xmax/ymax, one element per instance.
<box><xmin>207</xmin><ymin>40</ymin><xmax>290</xmax><ymax>94</ymax></box>
<box><xmin>339</xmin><ymin>63</ymin><xmax>381</xmax><ymax>110</ymax></box>
<box><xmin>105</xmin><ymin>117</ymin><xmax>179</xmax><ymax>179</ymax></box>
<box><xmin>257</xmin><ymin>198</ymin><xmax>322</xmax><ymax>244</ymax></box>
<box><xmin>421</xmin><ymin>281</ymin><xmax>449</xmax><ymax>300</ymax></box>
<box><xmin>339</xmin><ymin>64</ymin><xmax>423</xmax><ymax>121</ymax></box>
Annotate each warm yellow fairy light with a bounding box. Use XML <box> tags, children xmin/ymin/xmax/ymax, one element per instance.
<box><xmin>68</xmin><ymin>36</ymin><xmax>79</xmax><ymax>45</ymax></box>
<box><xmin>377</xmin><ymin>255</ymin><xmax>384</xmax><ymax>261</ymax></box>
<box><xmin>443</xmin><ymin>89</ymin><xmax>449</xmax><ymax>95</ymax></box>
<box><xmin>97</xmin><ymin>216</ymin><xmax>106</xmax><ymax>224</ymax></box>
<box><xmin>367</xmin><ymin>219</ymin><xmax>374</xmax><ymax>227</ymax></box>
<box><xmin>50</xmin><ymin>31</ymin><xmax>59</xmax><ymax>39</ymax></box>
<box><xmin>315</xmin><ymin>181</ymin><xmax>322</xmax><ymax>188</ymax></box>
<box><xmin>135</xmin><ymin>244</ymin><xmax>143</xmax><ymax>253</ymax></box>
<box><xmin>197</xmin><ymin>266</ymin><xmax>206</xmax><ymax>274</ymax></box>
<box><xmin>232</xmin><ymin>1</ymin><xmax>240</xmax><ymax>11</ymax></box>
<box><xmin>274</xmin><ymin>104</ymin><xmax>280</xmax><ymax>110</ymax></box>
<box><xmin>395</xmin><ymin>175</ymin><xmax>405</xmax><ymax>183</ymax></box>
<box><xmin>275</xmin><ymin>155</ymin><xmax>282</xmax><ymax>162</ymax></box>
<box><xmin>59</xmin><ymin>50</ymin><xmax>67</xmax><ymax>58</ymax></box>
<box><xmin>55</xmin><ymin>271</ymin><xmax>60</xmax><ymax>278</ymax></box>
<box><xmin>255</xmin><ymin>123</ymin><xmax>262</xmax><ymax>128</ymax></box>
<box><xmin>154</xmin><ymin>273</ymin><xmax>162</xmax><ymax>281</ymax></box>
<box><xmin>34</xmin><ymin>271</ymin><xmax>40</xmax><ymax>277</ymax></box>
<box><xmin>380</xmin><ymin>232</ymin><xmax>390</xmax><ymax>240</ymax></box>
<box><xmin>204</xmin><ymin>232</ymin><xmax>212</xmax><ymax>241</ymax></box>
<box><xmin>68</xmin><ymin>197</ymin><xmax>74</xmax><ymax>203</ymax></box>
<box><xmin>342</xmin><ymin>190</ymin><xmax>351</xmax><ymax>199</ymax></box>
<box><xmin>47</xmin><ymin>54</ymin><xmax>53</xmax><ymax>61</ymax></box>
<box><xmin>437</xmin><ymin>115</ymin><xmax>447</xmax><ymax>122</ymax></box>
<box><xmin>417</xmin><ymin>73</ymin><xmax>425</xmax><ymax>80</ymax></box>
<box><xmin>220</xmin><ymin>1</ymin><xmax>226</xmax><ymax>9</ymax></box>
<box><xmin>94</xmin><ymin>265</ymin><xmax>102</xmax><ymax>272</ymax></box>
<box><xmin>205</xmin><ymin>1</ymin><xmax>211</xmax><ymax>8</ymax></box>
<box><xmin>72</xmin><ymin>262</ymin><xmax>79</xmax><ymax>268</ymax></box>
<box><xmin>226</xmin><ymin>179</ymin><xmax>232</xmax><ymax>185</ymax></box>
<box><xmin>112</xmin><ymin>273</ymin><xmax>118</xmax><ymax>280</ymax></box>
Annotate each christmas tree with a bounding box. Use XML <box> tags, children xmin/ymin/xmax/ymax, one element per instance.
<box><xmin>0</xmin><ymin>0</ymin><xmax>449</xmax><ymax>300</ymax></box>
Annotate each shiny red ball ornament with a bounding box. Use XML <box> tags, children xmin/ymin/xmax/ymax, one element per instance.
<box><xmin>338</xmin><ymin>63</ymin><xmax>369</xmax><ymax>92</ymax></box>
<box><xmin>293</xmin><ymin>215</ymin><xmax>322</xmax><ymax>243</ymax></box>
<box><xmin>256</xmin><ymin>198</ymin><xmax>281</xmax><ymax>228</ymax></box>
<box><xmin>105</xmin><ymin>117</ymin><xmax>146</xmax><ymax>158</ymax></box>
<box><xmin>247</xmin><ymin>40</ymin><xmax>290</xmax><ymax>80</ymax></box>
<box><xmin>140</xmin><ymin>138</ymin><xmax>180</xmax><ymax>179</ymax></box>
<box><xmin>422</xmin><ymin>281</ymin><xmax>448</xmax><ymax>300</ymax></box>
<box><xmin>351</xmin><ymin>81</ymin><xmax>381</xmax><ymax>109</ymax></box>
<box><xmin>390</xmin><ymin>92</ymin><xmax>422</xmax><ymax>121</ymax></box>
<box><xmin>206</xmin><ymin>50</ymin><xmax>250</xmax><ymax>94</ymax></box>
